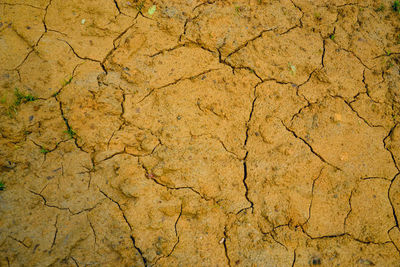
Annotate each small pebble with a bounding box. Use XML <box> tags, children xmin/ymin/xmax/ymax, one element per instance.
<box><xmin>29</xmin><ymin>115</ymin><xmax>34</xmax><ymax>121</ymax></box>
<box><xmin>81</xmin><ymin>19</ymin><xmax>86</xmax><ymax>25</ymax></box>
<box><xmin>358</xmin><ymin>258</ymin><xmax>374</xmax><ymax>265</ymax></box>
<box><xmin>311</xmin><ymin>257</ymin><xmax>321</xmax><ymax>265</ymax></box>
<box><xmin>333</xmin><ymin>113</ymin><xmax>342</xmax><ymax>122</ymax></box>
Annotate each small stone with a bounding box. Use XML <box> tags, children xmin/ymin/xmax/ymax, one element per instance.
<box><xmin>6</xmin><ymin>161</ymin><xmax>16</xmax><ymax>169</ymax></box>
<box><xmin>334</xmin><ymin>113</ymin><xmax>342</xmax><ymax>122</ymax></box>
<box><xmin>164</xmin><ymin>7</ymin><xmax>177</xmax><ymax>18</ymax></box>
<box><xmin>339</xmin><ymin>152</ymin><xmax>348</xmax><ymax>161</ymax></box>
<box><xmin>81</xmin><ymin>19</ymin><xmax>86</xmax><ymax>25</ymax></box>
<box><xmin>311</xmin><ymin>257</ymin><xmax>321</xmax><ymax>265</ymax></box>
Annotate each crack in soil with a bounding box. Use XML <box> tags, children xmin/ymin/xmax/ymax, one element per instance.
<box><xmin>154</xmin><ymin>205</ymin><xmax>183</xmax><ymax>264</ymax></box>
<box><xmin>50</xmin><ymin>215</ymin><xmax>59</xmax><ymax>249</ymax></box>
<box><xmin>303</xmin><ymin>167</ymin><xmax>325</xmax><ymax>226</ymax></box>
<box><xmin>99</xmin><ymin>189</ymin><xmax>132</xmax><ymax>230</ymax></box>
<box><xmin>281</xmin><ymin>120</ymin><xmax>342</xmax><ymax>170</ymax></box>
<box><xmin>130</xmin><ymin>235</ymin><xmax>148</xmax><ymax>267</ymax></box>
<box><xmin>388</xmin><ymin>173</ymin><xmax>400</xmax><ymax>227</ymax></box>
<box><xmin>223</xmin><ymin>226</ymin><xmax>232</xmax><ymax>267</ymax></box>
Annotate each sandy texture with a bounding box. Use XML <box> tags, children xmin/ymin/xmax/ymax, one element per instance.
<box><xmin>1</xmin><ymin>0</ymin><xmax>400</xmax><ymax>266</ymax></box>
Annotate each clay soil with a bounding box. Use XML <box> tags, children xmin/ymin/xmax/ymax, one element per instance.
<box><xmin>1</xmin><ymin>0</ymin><xmax>400</xmax><ymax>266</ymax></box>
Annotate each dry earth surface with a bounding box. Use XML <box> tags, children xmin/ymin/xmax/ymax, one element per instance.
<box><xmin>1</xmin><ymin>0</ymin><xmax>400</xmax><ymax>266</ymax></box>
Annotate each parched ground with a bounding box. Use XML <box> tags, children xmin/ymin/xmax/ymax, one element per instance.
<box><xmin>1</xmin><ymin>0</ymin><xmax>400</xmax><ymax>266</ymax></box>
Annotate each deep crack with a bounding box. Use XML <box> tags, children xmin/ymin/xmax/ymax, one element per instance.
<box><xmin>130</xmin><ymin>235</ymin><xmax>148</xmax><ymax>267</ymax></box>
<box><xmin>281</xmin><ymin>120</ymin><xmax>342</xmax><ymax>170</ymax></box>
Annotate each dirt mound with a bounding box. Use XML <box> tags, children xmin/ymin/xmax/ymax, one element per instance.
<box><xmin>1</xmin><ymin>0</ymin><xmax>400</xmax><ymax>266</ymax></box>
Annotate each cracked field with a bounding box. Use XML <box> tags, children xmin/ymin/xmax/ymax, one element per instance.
<box><xmin>1</xmin><ymin>0</ymin><xmax>400</xmax><ymax>266</ymax></box>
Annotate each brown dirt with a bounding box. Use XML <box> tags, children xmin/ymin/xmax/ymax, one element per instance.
<box><xmin>1</xmin><ymin>0</ymin><xmax>400</xmax><ymax>266</ymax></box>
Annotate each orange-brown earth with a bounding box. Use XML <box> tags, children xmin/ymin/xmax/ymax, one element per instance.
<box><xmin>1</xmin><ymin>0</ymin><xmax>400</xmax><ymax>266</ymax></box>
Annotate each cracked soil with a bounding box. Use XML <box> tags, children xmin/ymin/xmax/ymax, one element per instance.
<box><xmin>1</xmin><ymin>0</ymin><xmax>400</xmax><ymax>266</ymax></box>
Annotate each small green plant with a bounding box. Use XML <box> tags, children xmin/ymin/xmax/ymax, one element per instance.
<box><xmin>329</xmin><ymin>34</ymin><xmax>335</xmax><ymax>40</ymax></box>
<box><xmin>6</xmin><ymin>89</ymin><xmax>37</xmax><ymax>117</ymax></box>
<box><xmin>62</xmin><ymin>76</ymin><xmax>73</xmax><ymax>87</ymax></box>
<box><xmin>0</xmin><ymin>181</ymin><xmax>4</xmax><ymax>191</ymax></box>
<box><xmin>6</xmin><ymin>108</ymin><xmax>16</xmax><ymax>118</ymax></box>
<box><xmin>136</xmin><ymin>1</ymin><xmax>145</xmax><ymax>12</ymax></box>
<box><xmin>314</xmin><ymin>12</ymin><xmax>321</xmax><ymax>20</ymax></box>
<box><xmin>14</xmin><ymin>88</ymin><xmax>37</xmax><ymax>106</ymax></box>
<box><xmin>148</xmin><ymin>5</ymin><xmax>156</xmax><ymax>15</ymax></box>
<box><xmin>288</xmin><ymin>63</ymin><xmax>296</xmax><ymax>75</ymax></box>
<box><xmin>393</xmin><ymin>0</ymin><xmax>400</xmax><ymax>12</ymax></box>
<box><xmin>40</xmin><ymin>147</ymin><xmax>50</xmax><ymax>154</ymax></box>
<box><xmin>64</xmin><ymin>128</ymin><xmax>76</xmax><ymax>139</ymax></box>
<box><xmin>52</xmin><ymin>91</ymin><xmax>60</xmax><ymax>97</ymax></box>
<box><xmin>235</xmin><ymin>5</ymin><xmax>243</xmax><ymax>16</ymax></box>
<box><xmin>375</xmin><ymin>4</ymin><xmax>385</xmax><ymax>12</ymax></box>
<box><xmin>0</xmin><ymin>96</ymin><xmax>6</xmax><ymax>104</ymax></box>
<box><xmin>386</xmin><ymin>50</ymin><xmax>392</xmax><ymax>56</ymax></box>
